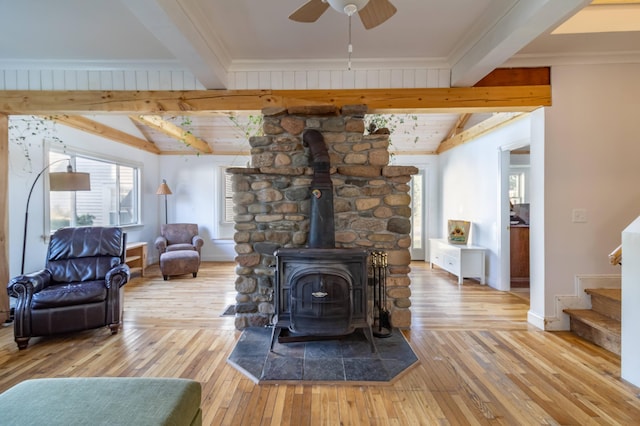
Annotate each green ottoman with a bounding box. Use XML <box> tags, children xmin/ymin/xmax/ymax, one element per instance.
<box><xmin>0</xmin><ymin>377</ymin><xmax>202</xmax><ymax>426</ymax></box>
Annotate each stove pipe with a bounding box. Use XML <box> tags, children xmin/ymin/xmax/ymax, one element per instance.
<box><xmin>303</xmin><ymin>129</ymin><xmax>335</xmax><ymax>249</ymax></box>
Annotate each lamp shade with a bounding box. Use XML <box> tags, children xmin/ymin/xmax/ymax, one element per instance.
<box><xmin>49</xmin><ymin>170</ymin><xmax>91</xmax><ymax>191</ymax></box>
<box><xmin>156</xmin><ymin>180</ymin><xmax>173</xmax><ymax>195</ymax></box>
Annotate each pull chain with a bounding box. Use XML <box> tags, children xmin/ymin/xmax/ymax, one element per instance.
<box><xmin>343</xmin><ymin>3</ymin><xmax>358</xmax><ymax>71</ymax></box>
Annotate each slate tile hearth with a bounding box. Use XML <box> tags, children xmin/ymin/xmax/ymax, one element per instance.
<box><xmin>227</xmin><ymin>327</ymin><xmax>418</xmax><ymax>384</ymax></box>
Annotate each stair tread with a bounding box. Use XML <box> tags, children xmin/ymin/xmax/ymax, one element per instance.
<box><xmin>585</xmin><ymin>288</ymin><xmax>621</xmax><ymax>302</ymax></box>
<box><xmin>563</xmin><ymin>309</ymin><xmax>621</xmax><ymax>336</ymax></box>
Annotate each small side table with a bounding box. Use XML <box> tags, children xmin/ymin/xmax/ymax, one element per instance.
<box><xmin>429</xmin><ymin>238</ymin><xmax>486</xmax><ymax>285</ymax></box>
<box><xmin>125</xmin><ymin>242</ymin><xmax>147</xmax><ymax>277</ymax></box>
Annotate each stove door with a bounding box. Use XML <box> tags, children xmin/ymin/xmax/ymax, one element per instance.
<box><xmin>290</xmin><ymin>271</ymin><xmax>353</xmax><ymax>336</ymax></box>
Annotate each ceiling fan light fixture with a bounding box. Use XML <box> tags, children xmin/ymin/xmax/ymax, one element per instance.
<box><xmin>327</xmin><ymin>0</ymin><xmax>370</xmax><ymax>15</ymax></box>
<box><xmin>343</xmin><ymin>4</ymin><xmax>357</xmax><ymax>16</ymax></box>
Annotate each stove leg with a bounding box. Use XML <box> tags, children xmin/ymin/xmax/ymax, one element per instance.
<box><xmin>269</xmin><ymin>326</ymin><xmax>281</xmax><ymax>352</ymax></box>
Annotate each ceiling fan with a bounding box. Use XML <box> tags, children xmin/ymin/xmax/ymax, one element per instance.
<box><xmin>289</xmin><ymin>0</ymin><xmax>397</xmax><ymax>30</ymax></box>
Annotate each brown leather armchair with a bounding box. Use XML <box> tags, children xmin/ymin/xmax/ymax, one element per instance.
<box><xmin>7</xmin><ymin>227</ymin><xmax>130</xmax><ymax>350</ymax></box>
<box><xmin>154</xmin><ymin>223</ymin><xmax>204</xmax><ymax>257</ymax></box>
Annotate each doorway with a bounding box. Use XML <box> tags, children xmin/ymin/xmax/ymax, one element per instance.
<box><xmin>499</xmin><ymin>143</ymin><xmax>531</xmax><ymax>293</ymax></box>
<box><xmin>508</xmin><ymin>155</ymin><xmax>530</xmax><ymax>289</ymax></box>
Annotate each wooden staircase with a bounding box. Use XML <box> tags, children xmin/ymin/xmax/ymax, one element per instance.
<box><xmin>564</xmin><ymin>288</ymin><xmax>621</xmax><ymax>355</ymax></box>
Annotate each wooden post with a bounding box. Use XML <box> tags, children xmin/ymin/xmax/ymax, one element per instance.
<box><xmin>0</xmin><ymin>113</ymin><xmax>9</xmax><ymax>323</ymax></box>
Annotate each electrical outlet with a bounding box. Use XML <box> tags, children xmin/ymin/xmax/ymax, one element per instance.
<box><xmin>572</xmin><ymin>208</ymin><xmax>587</xmax><ymax>223</ymax></box>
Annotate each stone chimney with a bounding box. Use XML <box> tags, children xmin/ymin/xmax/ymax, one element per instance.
<box><xmin>228</xmin><ymin>104</ymin><xmax>418</xmax><ymax>330</ymax></box>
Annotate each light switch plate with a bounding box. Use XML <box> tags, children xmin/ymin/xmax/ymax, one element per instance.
<box><xmin>572</xmin><ymin>208</ymin><xmax>587</xmax><ymax>223</ymax></box>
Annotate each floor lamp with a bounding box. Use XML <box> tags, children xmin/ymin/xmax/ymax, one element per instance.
<box><xmin>156</xmin><ymin>179</ymin><xmax>172</xmax><ymax>224</ymax></box>
<box><xmin>21</xmin><ymin>159</ymin><xmax>91</xmax><ymax>274</ymax></box>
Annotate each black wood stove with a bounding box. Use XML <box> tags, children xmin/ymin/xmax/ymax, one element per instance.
<box><xmin>269</xmin><ymin>129</ymin><xmax>375</xmax><ymax>352</ymax></box>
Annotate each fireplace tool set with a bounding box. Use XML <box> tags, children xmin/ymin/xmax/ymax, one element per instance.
<box><xmin>370</xmin><ymin>251</ymin><xmax>392</xmax><ymax>337</ymax></box>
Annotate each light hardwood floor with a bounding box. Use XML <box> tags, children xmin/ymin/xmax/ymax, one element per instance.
<box><xmin>2</xmin><ymin>262</ymin><xmax>639</xmax><ymax>425</ymax></box>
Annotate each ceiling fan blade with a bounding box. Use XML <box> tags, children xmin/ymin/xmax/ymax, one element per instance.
<box><xmin>358</xmin><ymin>0</ymin><xmax>397</xmax><ymax>29</ymax></box>
<box><xmin>289</xmin><ymin>0</ymin><xmax>330</xmax><ymax>23</ymax></box>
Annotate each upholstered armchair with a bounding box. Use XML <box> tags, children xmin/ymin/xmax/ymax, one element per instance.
<box><xmin>155</xmin><ymin>224</ymin><xmax>204</xmax><ymax>280</ymax></box>
<box><xmin>154</xmin><ymin>223</ymin><xmax>204</xmax><ymax>258</ymax></box>
<box><xmin>7</xmin><ymin>227</ymin><xmax>130</xmax><ymax>350</ymax></box>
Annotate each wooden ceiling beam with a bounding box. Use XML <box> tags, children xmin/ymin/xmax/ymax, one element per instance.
<box><xmin>46</xmin><ymin>115</ymin><xmax>160</xmax><ymax>154</ymax></box>
<box><xmin>130</xmin><ymin>115</ymin><xmax>212</xmax><ymax>154</ymax></box>
<box><xmin>0</xmin><ymin>86</ymin><xmax>551</xmax><ymax>115</ymax></box>
<box><xmin>444</xmin><ymin>113</ymin><xmax>472</xmax><ymax>141</ymax></box>
<box><xmin>437</xmin><ymin>112</ymin><xmax>526</xmax><ymax>154</ymax></box>
<box><xmin>474</xmin><ymin>67</ymin><xmax>550</xmax><ymax>87</ymax></box>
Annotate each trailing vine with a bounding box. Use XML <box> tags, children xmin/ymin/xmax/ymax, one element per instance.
<box><xmin>179</xmin><ymin>116</ymin><xmax>193</xmax><ymax>146</ymax></box>
<box><xmin>365</xmin><ymin>113</ymin><xmax>420</xmax><ymax>144</ymax></box>
<box><xmin>227</xmin><ymin>113</ymin><xmax>264</xmax><ymax>139</ymax></box>
<box><xmin>164</xmin><ymin>113</ymin><xmax>419</xmax><ymax>156</ymax></box>
<box><xmin>8</xmin><ymin>115</ymin><xmax>66</xmax><ymax>171</ymax></box>
<box><xmin>165</xmin><ymin>115</ymin><xmax>200</xmax><ymax>156</ymax></box>
<box><xmin>222</xmin><ymin>112</ymin><xmax>416</xmax><ymax>144</ymax></box>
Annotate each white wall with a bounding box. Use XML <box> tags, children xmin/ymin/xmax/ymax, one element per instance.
<box><xmin>528</xmin><ymin>109</ymin><xmax>546</xmax><ymax>328</ymax></box>
<box><xmin>0</xmin><ymin>68</ymin><xmax>204</xmax><ymax>91</ymax></box>
<box><xmin>227</xmin><ymin>68</ymin><xmax>451</xmax><ymax>90</ymax></box>
<box><xmin>438</xmin><ymin>117</ymin><xmax>532</xmax><ymax>289</ymax></box>
<box><xmin>8</xmin><ymin>118</ymin><xmax>161</xmax><ymax>275</ymax></box>
<box><xmin>622</xmin><ymin>216</ymin><xmax>640</xmax><ymax>387</ymax></box>
<box><xmin>0</xmin><ymin>67</ymin><xmax>450</xmax><ymax>91</ymax></box>
<box><xmin>542</xmin><ymin>63</ymin><xmax>640</xmax><ymax>328</ymax></box>
<box><xmin>157</xmin><ymin>154</ymin><xmax>249</xmax><ymax>263</ymax></box>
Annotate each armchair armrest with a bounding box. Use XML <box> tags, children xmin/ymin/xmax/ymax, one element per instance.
<box><xmin>154</xmin><ymin>236</ymin><xmax>168</xmax><ymax>252</ymax></box>
<box><xmin>192</xmin><ymin>235</ymin><xmax>204</xmax><ymax>249</ymax></box>
<box><xmin>9</xmin><ymin>270</ymin><xmax>52</xmax><ymax>345</ymax></box>
<box><xmin>105</xmin><ymin>264</ymin><xmax>131</xmax><ymax>288</ymax></box>
<box><xmin>7</xmin><ymin>270</ymin><xmax>52</xmax><ymax>297</ymax></box>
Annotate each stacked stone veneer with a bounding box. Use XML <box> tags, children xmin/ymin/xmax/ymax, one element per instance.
<box><xmin>228</xmin><ymin>104</ymin><xmax>418</xmax><ymax>331</ymax></box>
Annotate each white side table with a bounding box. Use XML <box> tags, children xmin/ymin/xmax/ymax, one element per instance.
<box><xmin>429</xmin><ymin>238</ymin><xmax>486</xmax><ymax>285</ymax></box>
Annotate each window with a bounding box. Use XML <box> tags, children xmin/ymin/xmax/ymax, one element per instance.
<box><xmin>214</xmin><ymin>162</ymin><xmax>247</xmax><ymax>240</ymax></box>
<box><xmin>411</xmin><ymin>173</ymin><xmax>423</xmax><ymax>250</ymax></box>
<box><xmin>48</xmin><ymin>150</ymin><xmax>141</xmax><ymax>232</ymax></box>
<box><xmin>223</xmin><ymin>170</ymin><xmax>234</xmax><ymax>223</ymax></box>
<box><xmin>509</xmin><ymin>170</ymin><xmax>527</xmax><ymax>205</ymax></box>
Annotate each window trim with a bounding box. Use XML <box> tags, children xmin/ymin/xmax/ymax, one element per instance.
<box><xmin>214</xmin><ymin>166</ymin><xmax>235</xmax><ymax>240</ymax></box>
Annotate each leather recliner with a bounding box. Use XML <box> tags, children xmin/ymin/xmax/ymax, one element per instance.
<box><xmin>7</xmin><ymin>226</ymin><xmax>130</xmax><ymax>350</ymax></box>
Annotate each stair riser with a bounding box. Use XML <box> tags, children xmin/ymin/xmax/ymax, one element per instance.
<box><xmin>590</xmin><ymin>295</ymin><xmax>621</xmax><ymax>321</ymax></box>
<box><xmin>569</xmin><ymin>318</ymin><xmax>621</xmax><ymax>355</ymax></box>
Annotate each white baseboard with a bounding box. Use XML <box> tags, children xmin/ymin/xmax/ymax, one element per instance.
<box><xmin>527</xmin><ymin>310</ymin><xmax>545</xmax><ymax>330</ymax></box>
<box><xmin>547</xmin><ymin>274</ymin><xmax>621</xmax><ymax>331</ymax></box>
<box><xmin>207</xmin><ymin>239</ymin><xmax>236</xmax><ymax>262</ymax></box>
